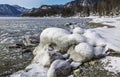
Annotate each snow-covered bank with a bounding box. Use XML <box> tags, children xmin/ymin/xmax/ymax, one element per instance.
<box><xmin>88</xmin><ymin>16</ymin><xmax>120</xmax><ymax>28</ymax></box>
<box><xmin>101</xmin><ymin>56</ymin><xmax>120</xmax><ymax>73</ymax></box>
<box><xmin>11</xmin><ymin>16</ymin><xmax>120</xmax><ymax>77</ymax></box>
<box><xmin>89</xmin><ymin>16</ymin><xmax>120</xmax><ymax>52</ymax></box>
<box><xmin>93</xmin><ymin>28</ymin><xmax>120</xmax><ymax>52</ymax></box>
<box><xmin>89</xmin><ymin>16</ymin><xmax>120</xmax><ymax>73</ymax></box>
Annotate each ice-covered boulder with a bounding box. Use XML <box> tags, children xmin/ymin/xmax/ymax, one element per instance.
<box><xmin>47</xmin><ymin>60</ymin><xmax>72</xmax><ymax>77</ymax></box>
<box><xmin>93</xmin><ymin>46</ymin><xmax>108</xmax><ymax>58</ymax></box>
<box><xmin>33</xmin><ymin>27</ymin><xmax>70</xmax><ymax>54</ymax></box>
<box><xmin>73</xmin><ymin>27</ymin><xmax>84</xmax><ymax>34</ymax></box>
<box><xmin>33</xmin><ymin>46</ymin><xmax>65</xmax><ymax>67</ymax></box>
<box><xmin>83</xmin><ymin>30</ymin><xmax>106</xmax><ymax>46</ymax></box>
<box><xmin>34</xmin><ymin>27</ymin><xmax>86</xmax><ymax>54</ymax></box>
<box><xmin>67</xmin><ymin>46</ymin><xmax>84</xmax><ymax>62</ymax></box>
<box><xmin>75</xmin><ymin>43</ymin><xmax>94</xmax><ymax>62</ymax></box>
<box><xmin>68</xmin><ymin>34</ymin><xmax>86</xmax><ymax>45</ymax></box>
<box><xmin>68</xmin><ymin>43</ymin><xmax>107</xmax><ymax>62</ymax></box>
<box><xmin>33</xmin><ymin>27</ymin><xmax>108</xmax><ymax>63</ymax></box>
<box><xmin>33</xmin><ymin>47</ymin><xmax>51</xmax><ymax>67</ymax></box>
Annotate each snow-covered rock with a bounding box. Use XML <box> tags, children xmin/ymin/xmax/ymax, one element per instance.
<box><xmin>33</xmin><ymin>27</ymin><xmax>111</xmax><ymax>63</ymax></box>
<box><xmin>73</xmin><ymin>27</ymin><xmax>84</xmax><ymax>34</ymax></box>
<box><xmin>47</xmin><ymin>60</ymin><xmax>72</xmax><ymax>77</ymax></box>
<box><xmin>83</xmin><ymin>29</ymin><xmax>106</xmax><ymax>46</ymax></box>
<box><xmin>93</xmin><ymin>46</ymin><xmax>108</xmax><ymax>57</ymax></box>
<box><xmin>34</xmin><ymin>27</ymin><xmax>86</xmax><ymax>54</ymax></box>
<box><xmin>67</xmin><ymin>46</ymin><xmax>84</xmax><ymax>62</ymax></box>
<box><xmin>34</xmin><ymin>27</ymin><xmax>71</xmax><ymax>54</ymax></box>
<box><xmin>68</xmin><ymin>34</ymin><xmax>86</xmax><ymax>45</ymax></box>
<box><xmin>75</xmin><ymin>43</ymin><xmax>94</xmax><ymax>61</ymax></box>
<box><xmin>33</xmin><ymin>46</ymin><xmax>65</xmax><ymax>67</ymax></box>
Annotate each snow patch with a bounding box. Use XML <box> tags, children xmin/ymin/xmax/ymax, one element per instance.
<box><xmin>101</xmin><ymin>56</ymin><xmax>120</xmax><ymax>73</ymax></box>
<box><xmin>11</xmin><ymin>64</ymin><xmax>48</xmax><ymax>77</ymax></box>
<box><xmin>93</xmin><ymin>28</ymin><xmax>120</xmax><ymax>52</ymax></box>
<box><xmin>89</xmin><ymin>16</ymin><xmax>120</xmax><ymax>28</ymax></box>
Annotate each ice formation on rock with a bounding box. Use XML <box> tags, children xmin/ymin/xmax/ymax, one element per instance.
<box><xmin>47</xmin><ymin>60</ymin><xmax>72</xmax><ymax>77</ymax></box>
<box><xmin>75</xmin><ymin>43</ymin><xmax>94</xmax><ymax>61</ymax></box>
<box><xmin>11</xmin><ymin>26</ymin><xmax>109</xmax><ymax>77</ymax></box>
<box><xmin>73</xmin><ymin>27</ymin><xmax>84</xmax><ymax>34</ymax></box>
<box><xmin>33</xmin><ymin>27</ymin><xmax>86</xmax><ymax>55</ymax></box>
<box><xmin>83</xmin><ymin>30</ymin><xmax>106</xmax><ymax>46</ymax></box>
<box><xmin>33</xmin><ymin>46</ymin><xmax>65</xmax><ymax>67</ymax></box>
<box><xmin>33</xmin><ymin>27</ymin><xmax>108</xmax><ymax>63</ymax></box>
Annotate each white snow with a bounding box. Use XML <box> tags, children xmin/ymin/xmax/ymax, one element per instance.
<box><xmin>93</xmin><ymin>28</ymin><xmax>120</xmax><ymax>52</ymax></box>
<box><xmin>73</xmin><ymin>27</ymin><xmax>84</xmax><ymax>34</ymax></box>
<box><xmin>101</xmin><ymin>56</ymin><xmax>120</xmax><ymax>73</ymax></box>
<box><xmin>89</xmin><ymin>16</ymin><xmax>120</xmax><ymax>52</ymax></box>
<box><xmin>83</xmin><ymin>29</ymin><xmax>106</xmax><ymax>46</ymax></box>
<box><xmin>34</xmin><ymin>27</ymin><xmax>86</xmax><ymax>55</ymax></box>
<box><xmin>90</xmin><ymin>16</ymin><xmax>120</xmax><ymax>73</ymax></box>
<box><xmin>11</xmin><ymin>64</ymin><xmax>48</xmax><ymax>77</ymax></box>
<box><xmin>75</xmin><ymin>43</ymin><xmax>94</xmax><ymax>61</ymax></box>
<box><xmin>34</xmin><ymin>26</ymin><xmax>112</xmax><ymax>63</ymax></box>
<box><xmin>89</xmin><ymin>16</ymin><xmax>120</xmax><ymax>28</ymax></box>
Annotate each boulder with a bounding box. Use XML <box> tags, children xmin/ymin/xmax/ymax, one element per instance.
<box><xmin>73</xmin><ymin>27</ymin><xmax>84</xmax><ymax>34</ymax></box>
<box><xmin>75</xmin><ymin>43</ymin><xmax>94</xmax><ymax>62</ymax></box>
<box><xmin>33</xmin><ymin>47</ymin><xmax>65</xmax><ymax>67</ymax></box>
<box><xmin>47</xmin><ymin>60</ymin><xmax>72</xmax><ymax>77</ymax></box>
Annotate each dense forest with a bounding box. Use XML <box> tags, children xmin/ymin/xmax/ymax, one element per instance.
<box><xmin>22</xmin><ymin>0</ymin><xmax>120</xmax><ymax>17</ymax></box>
<box><xmin>78</xmin><ymin>0</ymin><xmax>120</xmax><ymax>16</ymax></box>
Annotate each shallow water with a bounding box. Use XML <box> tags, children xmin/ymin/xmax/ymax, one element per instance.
<box><xmin>0</xmin><ymin>17</ymin><xmax>90</xmax><ymax>76</ymax></box>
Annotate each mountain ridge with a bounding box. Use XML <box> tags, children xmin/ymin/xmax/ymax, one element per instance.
<box><xmin>0</xmin><ymin>4</ymin><xmax>28</xmax><ymax>16</ymax></box>
<box><xmin>22</xmin><ymin>0</ymin><xmax>120</xmax><ymax>17</ymax></box>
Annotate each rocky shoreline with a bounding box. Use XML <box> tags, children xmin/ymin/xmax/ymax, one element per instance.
<box><xmin>0</xmin><ymin>18</ymin><xmax>120</xmax><ymax>77</ymax></box>
<box><xmin>10</xmin><ymin>22</ymin><xmax>120</xmax><ymax>77</ymax></box>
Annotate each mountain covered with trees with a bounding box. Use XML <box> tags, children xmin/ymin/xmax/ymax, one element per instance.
<box><xmin>0</xmin><ymin>4</ymin><xmax>28</xmax><ymax>16</ymax></box>
<box><xmin>22</xmin><ymin>0</ymin><xmax>120</xmax><ymax>17</ymax></box>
